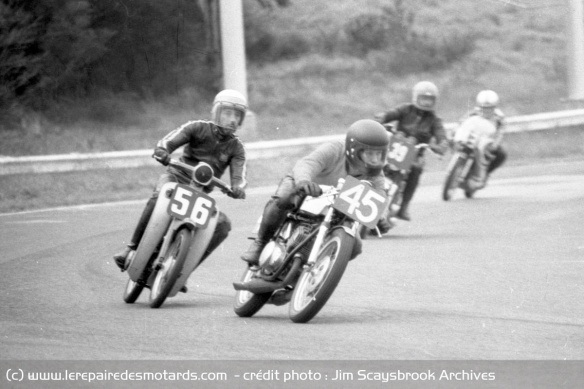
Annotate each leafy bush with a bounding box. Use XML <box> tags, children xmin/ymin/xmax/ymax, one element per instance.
<box><xmin>343</xmin><ymin>0</ymin><xmax>476</xmax><ymax>73</ymax></box>
<box><xmin>246</xmin><ymin>29</ymin><xmax>310</xmax><ymax>62</ymax></box>
<box><xmin>244</xmin><ymin>4</ymin><xmax>310</xmax><ymax>63</ymax></box>
<box><xmin>344</xmin><ymin>1</ymin><xmax>412</xmax><ymax>51</ymax></box>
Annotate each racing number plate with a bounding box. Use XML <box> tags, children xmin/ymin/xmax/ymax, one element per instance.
<box><xmin>167</xmin><ymin>184</ymin><xmax>216</xmax><ymax>229</ymax></box>
<box><xmin>332</xmin><ymin>176</ymin><xmax>390</xmax><ymax>229</ymax></box>
<box><xmin>387</xmin><ymin>136</ymin><xmax>416</xmax><ymax>171</ymax></box>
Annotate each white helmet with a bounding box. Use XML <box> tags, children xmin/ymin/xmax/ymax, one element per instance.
<box><xmin>412</xmin><ymin>81</ymin><xmax>438</xmax><ymax>111</ymax></box>
<box><xmin>211</xmin><ymin>89</ymin><xmax>248</xmax><ymax>127</ymax></box>
<box><xmin>476</xmin><ymin>90</ymin><xmax>499</xmax><ymax>108</ymax></box>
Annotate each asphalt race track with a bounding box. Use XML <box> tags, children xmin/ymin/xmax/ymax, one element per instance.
<box><xmin>1</xmin><ymin>158</ymin><xmax>583</xmax><ymax>360</ymax></box>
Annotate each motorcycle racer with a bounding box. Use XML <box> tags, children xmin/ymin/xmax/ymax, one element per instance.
<box><xmin>113</xmin><ymin>89</ymin><xmax>249</xmax><ymax>271</ymax></box>
<box><xmin>240</xmin><ymin>119</ymin><xmax>390</xmax><ymax>266</ymax></box>
<box><xmin>374</xmin><ymin>81</ymin><xmax>448</xmax><ymax>222</ymax></box>
<box><xmin>469</xmin><ymin>90</ymin><xmax>507</xmax><ymax>178</ymax></box>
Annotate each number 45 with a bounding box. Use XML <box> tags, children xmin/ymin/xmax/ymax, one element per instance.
<box><xmin>339</xmin><ymin>184</ymin><xmax>386</xmax><ymax>224</ymax></box>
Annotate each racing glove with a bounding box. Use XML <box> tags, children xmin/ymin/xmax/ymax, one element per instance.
<box><xmin>296</xmin><ymin>180</ymin><xmax>323</xmax><ymax>197</ymax></box>
<box><xmin>430</xmin><ymin>140</ymin><xmax>448</xmax><ymax>156</ymax></box>
<box><xmin>484</xmin><ymin>144</ymin><xmax>497</xmax><ymax>160</ymax></box>
<box><xmin>229</xmin><ymin>186</ymin><xmax>246</xmax><ymax>199</ymax></box>
<box><xmin>152</xmin><ymin>147</ymin><xmax>170</xmax><ymax>166</ymax></box>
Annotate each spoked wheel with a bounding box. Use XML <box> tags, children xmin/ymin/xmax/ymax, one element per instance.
<box><xmin>123</xmin><ymin>278</ymin><xmax>144</xmax><ymax>304</ymax></box>
<box><xmin>149</xmin><ymin>229</ymin><xmax>191</xmax><ymax>308</ymax></box>
<box><xmin>442</xmin><ymin>155</ymin><xmax>465</xmax><ymax>201</ymax></box>
<box><xmin>233</xmin><ymin>268</ymin><xmax>271</xmax><ymax>317</ymax></box>
<box><xmin>289</xmin><ymin>229</ymin><xmax>352</xmax><ymax>323</ymax></box>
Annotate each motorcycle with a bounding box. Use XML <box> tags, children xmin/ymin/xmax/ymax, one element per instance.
<box><xmin>442</xmin><ymin>115</ymin><xmax>497</xmax><ymax>201</ymax></box>
<box><xmin>364</xmin><ymin>131</ymin><xmax>430</xmax><ymax>237</ymax></box>
<box><xmin>233</xmin><ymin>175</ymin><xmax>389</xmax><ymax>323</ymax></box>
<box><xmin>121</xmin><ymin>159</ymin><xmax>234</xmax><ymax>308</ymax></box>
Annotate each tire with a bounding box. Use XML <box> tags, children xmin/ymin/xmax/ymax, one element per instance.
<box><xmin>442</xmin><ymin>155</ymin><xmax>465</xmax><ymax>201</ymax></box>
<box><xmin>149</xmin><ymin>229</ymin><xmax>191</xmax><ymax>308</ymax></box>
<box><xmin>233</xmin><ymin>268</ymin><xmax>272</xmax><ymax>317</ymax></box>
<box><xmin>464</xmin><ymin>160</ymin><xmax>477</xmax><ymax>198</ymax></box>
<box><xmin>288</xmin><ymin>228</ymin><xmax>352</xmax><ymax>323</ymax></box>
<box><xmin>123</xmin><ymin>278</ymin><xmax>144</xmax><ymax>304</ymax></box>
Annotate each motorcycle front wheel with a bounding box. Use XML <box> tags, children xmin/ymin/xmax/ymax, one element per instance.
<box><xmin>442</xmin><ymin>154</ymin><xmax>466</xmax><ymax>201</ymax></box>
<box><xmin>289</xmin><ymin>228</ymin><xmax>352</xmax><ymax>323</ymax></box>
<box><xmin>123</xmin><ymin>278</ymin><xmax>144</xmax><ymax>304</ymax></box>
<box><xmin>149</xmin><ymin>228</ymin><xmax>191</xmax><ymax>308</ymax></box>
<box><xmin>233</xmin><ymin>268</ymin><xmax>272</xmax><ymax>317</ymax></box>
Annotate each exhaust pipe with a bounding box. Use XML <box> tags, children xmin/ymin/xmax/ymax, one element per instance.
<box><xmin>233</xmin><ymin>278</ymin><xmax>284</xmax><ymax>294</ymax></box>
<box><xmin>233</xmin><ymin>256</ymin><xmax>303</xmax><ymax>294</ymax></box>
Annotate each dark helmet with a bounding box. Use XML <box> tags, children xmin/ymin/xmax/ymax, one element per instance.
<box><xmin>345</xmin><ymin>119</ymin><xmax>389</xmax><ymax>174</ymax></box>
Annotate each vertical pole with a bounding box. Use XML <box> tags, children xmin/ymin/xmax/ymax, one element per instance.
<box><xmin>218</xmin><ymin>0</ymin><xmax>256</xmax><ymax>138</ymax></box>
<box><xmin>218</xmin><ymin>0</ymin><xmax>248</xmax><ymax>99</ymax></box>
<box><xmin>568</xmin><ymin>0</ymin><xmax>584</xmax><ymax>100</ymax></box>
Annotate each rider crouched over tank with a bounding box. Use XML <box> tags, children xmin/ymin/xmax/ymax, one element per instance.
<box><xmin>113</xmin><ymin>89</ymin><xmax>249</xmax><ymax>273</ymax></box>
<box><xmin>240</xmin><ymin>119</ymin><xmax>390</xmax><ymax>266</ymax></box>
<box><xmin>462</xmin><ymin>89</ymin><xmax>507</xmax><ymax>189</ymax></box>
<box><xmin>374</xmin><ymin>81</ymin><xmax>449</xmax><ymax>225</ymax></box>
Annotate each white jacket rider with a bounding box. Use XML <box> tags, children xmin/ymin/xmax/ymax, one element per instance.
<box><xmin>455</xmin><ymin>90</ymin><xmax>505</xmax><ymax>190</ymax></box>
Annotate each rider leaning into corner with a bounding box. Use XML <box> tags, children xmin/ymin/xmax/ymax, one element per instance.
<box><xmin>240</xmin><ymin>119</ymin><xmax>390</xmax><ymax>266</ymax></box>
<box><xmin>374</xmin><ymin>81</ymin><xmax>449</xmax><ymax>225</ymax></box>
<box><xmin>466</xmin><ymin>89</ymin><xmax>508</xmax><ymax>183</ymax></box>
<box><xmin>113</xmin><ymin>89</ymin><xmax>248</xmax><ymax>272</ymax></box>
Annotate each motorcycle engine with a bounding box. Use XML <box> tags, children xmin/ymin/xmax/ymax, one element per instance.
<box><xmin>258</xmin><ymin>222</ymin><xmax>314</xmax><ymax>274</ymax></box>
<box><xmin>287</xmin><ymin>223</ymin><xmax>314</xmax><ymax>261</ymax></box>
<box><xmin>258</xmin><ymin>241</ymin><xmax>286</xmax><ymax>274</ymax></box>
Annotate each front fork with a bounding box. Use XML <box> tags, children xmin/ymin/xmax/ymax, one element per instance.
<box><xmin>305</xmin><ymin>207</ymin><xmax>333</xmax><ymax>267</ymax></box>
<box><xmin>304</xmin><ymin>179</ymin><xmax>351</xmax><ymax>268</ymax></box>
<box><xmin>459</xmin><ymin>154</ymin><xmax>475</xmax><ymax>184</ymax></box>
<box><xmin>448</xmin><ymin>151</ymin><xmax>473</xmax><ymax>186</ymax></box>
<box><xmin>151</xmin><ymin>218</ymin><xmax>189</xmax><ymax>271</ymax></box>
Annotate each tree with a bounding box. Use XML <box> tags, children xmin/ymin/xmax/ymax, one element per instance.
<box><xmin>0</xmin><ymin>2</ymin><xmax>45</xmax><ymax>110</ymax></box>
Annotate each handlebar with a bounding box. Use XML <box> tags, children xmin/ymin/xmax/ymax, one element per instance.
<box><xmin>414</xmin><ymin>143</ymin><xmax>444</xmax><ymax>158</ymax></box>
<box><xmin>168</xmin><ymin>159</ymin><xmax>235</xmax><ymax>197</ymax></box>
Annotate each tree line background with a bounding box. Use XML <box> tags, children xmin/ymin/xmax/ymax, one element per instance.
<box><xmin>0</xmin><ymin>0</ymin><xmax>290</xmax><ymax>132</ymax></box>
<box><xmin>1</xmin><ymin>0</ymin><xmax>482</xmax><ymax>134</ymax></box>
<box><xmin>0</xmin><ymin>0</ymin><xmax>566</xmax><ymax>154</ymax></box>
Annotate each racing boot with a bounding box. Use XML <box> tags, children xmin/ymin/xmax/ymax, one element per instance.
<box><xmin>371</xmin><ymin>213</ymin><xmax>393</xmax><ymax>236</ymax></box>
<box><xmin>112</xmin><ymin>197</ymin><xmax>156</xmax><ymax>271</ymax></box>
<box><xmin>241</xmin><ymin>199</ymin><xmax>287</xmax><ymax>266</ymax></box>
<box><xmin>396</xmin><ymin>205</ymin><xmax>411</xmax><ymax>221</ymax></box>
<box><xmin>396</xmin><ymin>166</ymin><xmax>421</xmax><ymax>221</ymax></box>
<box><xmin>113</xmin><ymin>243</ymin><xmax>136</xmax><ymax>271</ymax></box>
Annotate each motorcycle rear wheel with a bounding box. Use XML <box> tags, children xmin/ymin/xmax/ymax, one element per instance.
<box><xmin>442</xmin><ymin>155</ymin><xmax>465</xmax><ymax>201</ymax></box>
<box><xmin>123</xmin><ymin>278</ymin><xmax>144</xmax><ymax>304</ymax></box>
<box><xmin>233</xmin><ymin>268</ymin><xmax>271</xmax><ymax>317</ymax></box>
<box><xmin>289</xmin><ymin>228</ymin><xmax>352</xmax><ymax>323</ymax></box>
<box><xmin>149</xmin><ymin>229</ymin><xmax>191</xmax><ymax>308</ymax></box>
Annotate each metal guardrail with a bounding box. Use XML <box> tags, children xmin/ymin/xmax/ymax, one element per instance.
<box><xmin>1</xmin><ymin>109</ymin><xmax>584</xmax><ymax>176</ymax></box>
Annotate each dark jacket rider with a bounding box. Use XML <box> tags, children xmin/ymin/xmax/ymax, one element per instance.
<box><xmin>113</xmin><ymin>89</ymin><xmax>248</xmax><ymax>273</ymax></box>
<box><xmin>375</xmin><ymin>81</ymin><xmax>448</xmax><ymax>221</ymax></box>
